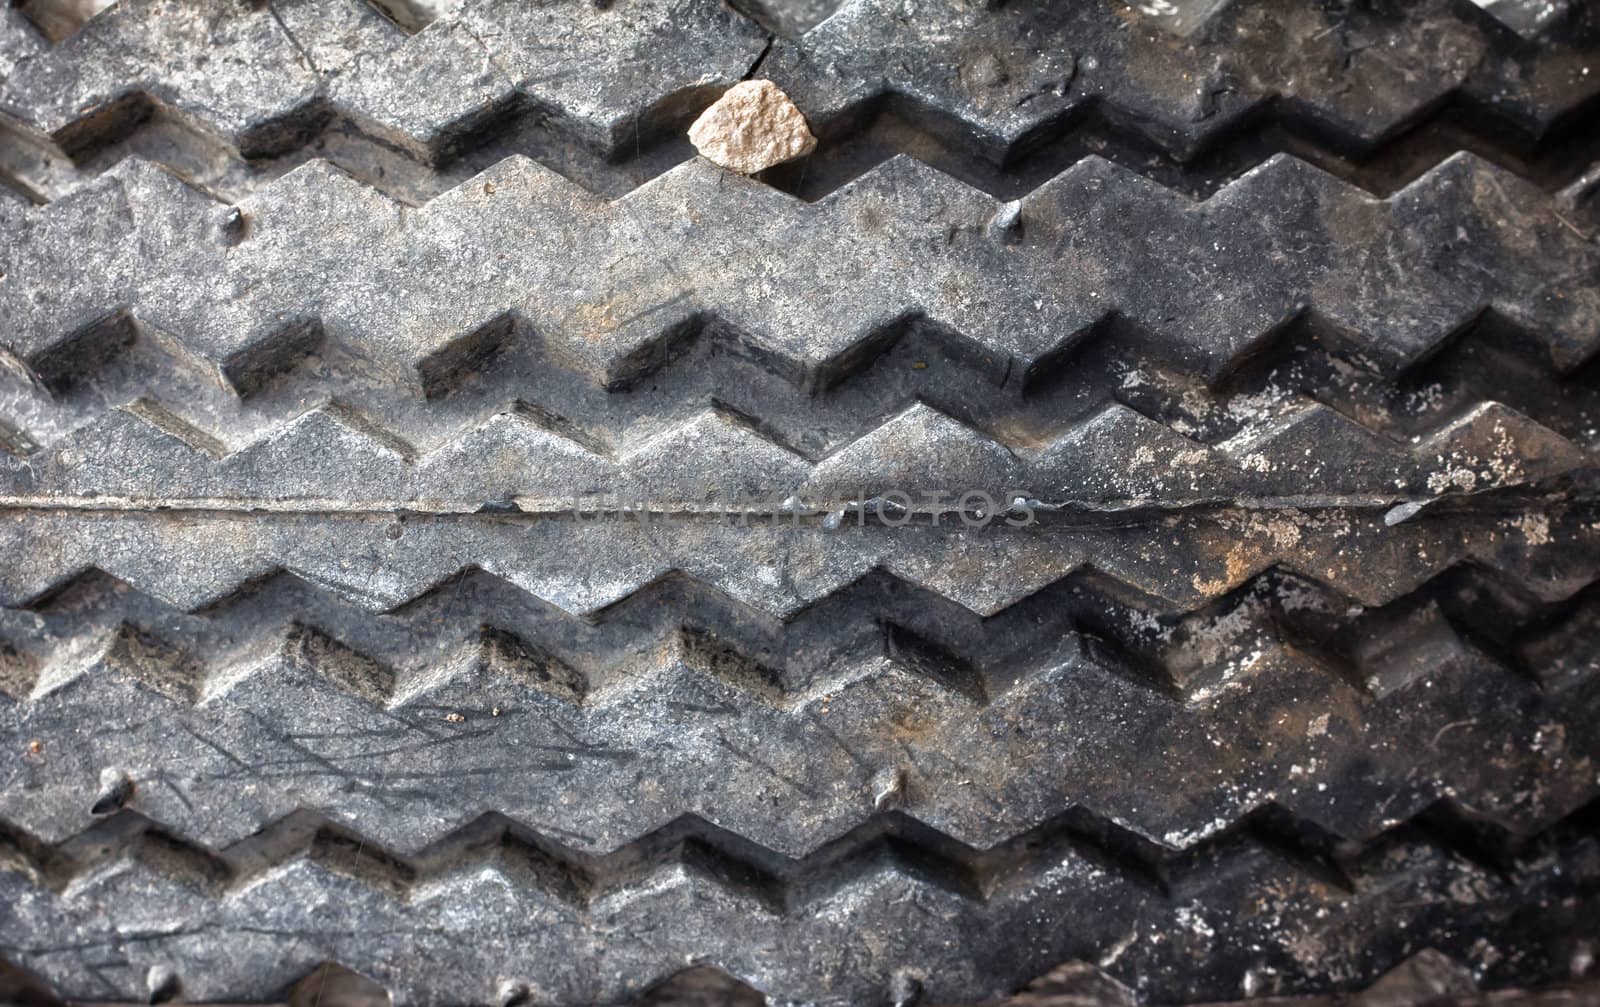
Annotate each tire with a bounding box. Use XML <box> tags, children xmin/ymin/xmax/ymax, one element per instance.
<box><xmin>1</xmin><ymin>1</ymin><xmax>1599</xmax><ymax>1004</ymax></box>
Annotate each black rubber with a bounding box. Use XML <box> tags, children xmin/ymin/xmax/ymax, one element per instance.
<box><xmin>0</xmin><ymin>1</ymin><xmax>1598</xmax><ymax>1005</ymax></box>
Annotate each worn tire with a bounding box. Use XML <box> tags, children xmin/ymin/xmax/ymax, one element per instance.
<box><xmin>2</xmin><ymin>0</ymin><xmax>1600</xmax><ymax>1004</ymax></box>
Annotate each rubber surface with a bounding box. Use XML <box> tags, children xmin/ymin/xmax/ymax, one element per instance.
<box><xmin>1</xmin><ymin>1</ymin><xmax>1599</xmax><ymax>1005</ymax></box>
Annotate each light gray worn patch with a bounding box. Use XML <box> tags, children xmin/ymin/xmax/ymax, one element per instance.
<box><xmin>1471</xmin><ymin>0</ymin><xmax>1572</xmax><ymax>36</ymax></box>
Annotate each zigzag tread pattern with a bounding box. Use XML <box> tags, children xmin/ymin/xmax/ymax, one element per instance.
<box><xmin>3</xmin><ymin>500</ymin><xmax>1598</xmax><ymax>618</ymax></box>
<box><xmin>2</xmin><ymin>151</ymin><xmax>1598</xmax><ymax>456</ymax></box>
<box><xmin>3</xmin><ymin>7</ymin><xmax>1599</xmax><ymax>1006</ymax></box>
<box><xmin>3</xmin><ymin>290</ymin><xmax>1600</xmax><ymax>462</ymax></box>
<box><xmin>8</xmin><ymin>282</ymin><xmax>1600</xmax><ymax>486</ymax></box>
<box><xmin>2</xmin><ymin>515</ymin><xmax>1598</xmax><ymax>854</ymax></box>
<box><xmin>2</xmin><ymin>0</ymin><xmax>1599</xmax><ymax>209</ymax></box>
<box><xmin>0</xmin><ymin>396</ymin><xmax>1590</xmax><ymax>511</ymax></box>
<box><xmin>1</xmin><ymin>798</ymin><xmax>1597</xmax><ymax>1005</ymax></box>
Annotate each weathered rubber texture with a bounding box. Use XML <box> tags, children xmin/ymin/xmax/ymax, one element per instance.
<box><xmin>2</xmin><ymin>3</ymin><xmax>1600</xmax><ymax>1007</ymax></box>
<box><xmin>3</xmin><ymin>153</ymin><xmax>1599</xmax><ymax>457</ymax></box>
<box><xmin>5</xmin><ymin>949</ymin><xmax>1598</xmax><ymax>1007</ymax></box>
<box><xmin>2</xmin><ymin>0</ymin><xmax>1600</xmax><ymax>204</ymax></box>
<box><xmin>986</xmin><ymin>953</ymin><xmax>1600</xmax><ymax>1007</ymax></box>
